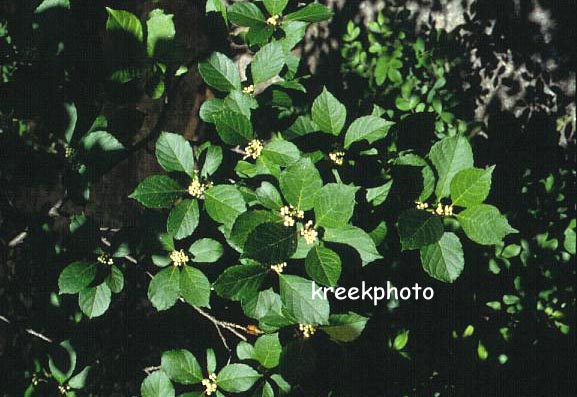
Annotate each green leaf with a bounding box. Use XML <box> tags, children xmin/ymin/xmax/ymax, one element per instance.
<box><xmin>148</xmin><ymin>267</ymin><xmax>180</xmax><ymax>311</ymax></box>
<box><xmin>279</xmin><ymin>158</ymin><xmax>323</xmax><ymax>210</ymax></box>
<box><xmin>279</xmin><ymin>274</ymin><xmax>330</xmax><ymax>325</ymax></box>
<box><xmin>261</xmin><ymin>140</ymin><xmax>300</xmax><ymax>166</ymax></box>
<box><xmin>457</xmin><ymin>204</ymin><xmax>518</xmax><ymax>245</ymax></box>
<box><xmin>146</xmin><ymin>9</ymin><xmax>175</xmax><ymax>59</ymax></box>
<box><xmin>78</xmin><ymin>283</ymin><xmax>111</xmax><ymax>318</ymax></box>
<box><xmin>284</xmin><ymin>3</ymin><xmax>333</xmax><ymax>22</ymax></box>
<box><xmin>366</xmin><ymin>180</ymin><xmax>393</xmax><ymax>206</ymax></box>
<box><xmin>155</xmin><ymin>132</ymin><xmax>195</xmax><ymax>176</ymax></box>
<box><xmin>344</xmin><ymin>116</ymin><xmax>394</xmax><ymax>148</ymax></box>
<box><xmin>564</xmin><ymin>225</ymin><xmax>576</xmax><ymax>255</ymax></box>
<box><xmin>397</xmin><ymin>209</ymin><xmax>444</xmax><ymax>250</ymax></box>
<box><xmin>253</xmin><ymin>333</ymin><xmax>282</xmax><ymax>369</ymax></box>
<box><xmin>393</xmin><ymin>330</ymin><xmax>410</xmax><ymax>350</ymax></box>
<box><xmin>217</xmin><ymin>364</ymin><xmax>261</xmax><ymax>393</ymax></box>
<box><xmin>105</xmin><ymin>7</ymin><xmax>143</xmax><ymax>42</ymax></box>
<box><xmin>201</xmin><ymin>145</ymin><xmax>223</xmax><ymax>178</ymax></box>
<box><xmin>314</xmin><ymin>183</ymin><xmax>358</xmax><ymax>228</ymax></box>
<box><xmin>429</xmin><ymin>135</ymin><xmax>474</xmax><ymax>199</ymax></box>
<box><xmin>225</xmin><ymin>90</ymin><xmax>258</xmax><ymax>118</ymax></box>
<box><xmin>105</xmin><ymin>265</ymin><xmax>124</xmax><ymax>293</ymax></box>
<box><xmin>255</xmin><ymin>182</ymin><xmax>283</xmax><ymax>210</ymax></box>
<box><xmin>214</xmin><ymin>110</ymin><xmax>254</xmax><ymax>145</ymax></box>
<box><xmin>199</xmin><ymin>98</ymin><xmax>226</xmax><ymax>123</ymax></box>
<box><xmin>450</xmin><ymin>166</ymin><xmax>494</xmax><ymax>207</ymax></box>
<box><xmin>213</xmin><ymin>264</ymin><xmax>267</xmax><ymax>301</ymax></box>
<box><xmin>420</xmin><ymin>232</ymin><xmax>464</xmax><ymax>283</ymax></box>
<box><xmin>245</xmin><ymin>222</ymin><xmax>298</xmax><ymax>265</ymax></box>
<box><xmin>285</xmin><ymin>115</ymin><xmax>319</xmax><ymax>139</ymax></box>
<box><xmin>242</xmin><ymin>288</ymin><xmax>282</xmax><ymax>320</ymax></box>
<box><xmin>198</xmin><ymin>52</ymin><xmax>240</xmax><ymax>92</ymax></box>
<box><xmin>167</xmin><ymin>199</ymin><xmax>200</xmax><ymax>240</ymax></box>
<box><xmin>251</xmin><ymin>42</ymin><xmax>285</xmax><ymax>84</ymax></box>
<box><xmin>180</xmin><ymin>266</ymin><xmax>211</xmax><ymax>307</ymax></box>
<box><xmin>141</xmin><ymin>371</ymin><xmax>175</xmax><ymax>397</ymax></box>
<box><xmin>236</xmin><ymin>341</ymin><xmax>255</xmax><ymax>360</ymax></box>
<box><xmin>228</xmin><ymin>2</ymin><xmax>265</xmax><ymax>27</ymax></box>
<box><xmin>204</xmin><ymin>185</ymin><xmax>247</xmax><ymax>227</ymax></box>
<box><xmin>321</xmin><ymin>312</ymin><xmax>369</xmax><ymax>342</ymax></box>
<box><xmin>129</xmin><ymin>175</ymin><xmax>183</xmax><ymax>208</ymax></box>
<box><xmin>305</xmin><ymin>245</ymin><xmax>341</xmax><ymax>287</ymax></box>
<box><xmin>311</xmin><ymin>88</ymin><xmax>346</xmax><ymax>136</ymax></box>
<box><xmin>68</xmin><ymin>366</ymin><xmax>91</xmax><ymax>389</ymax></box>
<box><xmin>323</xmin><ymin>226</ymin><xmax>382</xmax><ymax>265</ymax></box>
<box><xmin>264</xmin><ymin>0</ymin><xmax>289</xmax><ymax>15</ymax></box>
<box><xmin>58</xmin><ymin>262</ymin><xmax>97</xmax><ymax>294</ymax></box>
<box><xmin>188</xmin><ymin>238</ymin><xmax>223</xmax><ymax>263</ymax></box>
<box><xmin>206</xmin><ymin>0</ymin><xmax>227</xmax><ymax>21</ymax></box>
<box><xmin>35</xmin><ymin>0</ymin><xmax>70</xmax><ymax>13</ymax></box>
<box><xmin>80</xmin><ymin>130</ymin><xmax>125</xmax><ymax>159</ymax></box>
<box><xmin>161</xmin><ymin>349</ymin><xmax>203</xmax><ymax>385</ymax></box>
<box><xmin>230</xmin><ymin>210</ymin><xmax>281</xmax><ymax>252</ymax></box>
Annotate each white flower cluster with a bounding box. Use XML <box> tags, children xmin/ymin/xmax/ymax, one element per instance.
<box><xmin>188</xmin><ymin>179</ymin><xmax>212</xmax><ymax>199</ymax></box>
<box><xmin>97</xmin><ymin>254</ymin><xmax>114</xmax><ymax>266</ymax></box>
<box><xmin>266</xmin><ymin>14</ymin><xmax>280</xmax><ymax>26</ymax></box>
<box><xmin>329</xmin><ymin>151</ymin><xmax>345</xmax><ymax>166</ymax></box>
<box><xmin>243</xmin><ymin>139</ymin><xmax>263</xmax><ymax>160</ymax></box>
<box><xmin>242</xmin><ymin>84</ymin><xmax>255</xmax><ymax>95</ymax></box>
<box><xmin>299</xmin><ymin>324</ymin><xmax>316</xmax><ymax>338</ymax></box>
<box><xmin>170</xmin><ymin>249</ymin><xmax>189</xmax><ymax>267</ymax></box>
<box><xmin>299</xmin><ymin>220</ymin><xmax>318</xmax><ymax>245</ymax></box>
<box><xmin>416</xmin><ymin>201</ymin><xmax>454</xmax><ymax>217</ymax></box>
<box><xmin>280</xmin><ymin>204</ymin><xmax>304</xmax><ymax>227</ymax></box>
<box><xmin>270</xmin><ymin>262</ymin><xmax>287</xmax><ymax>274</ymax></box>
<box><xmin>202</xmin><ymin>373</ymin><xmax>218</xmax><ymax>395</ymax></box>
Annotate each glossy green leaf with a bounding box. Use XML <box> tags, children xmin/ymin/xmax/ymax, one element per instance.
<box><xmin>255</xmin><ymin>182</ymin><xmax>283</xmax><ymax>210</ymax></box>
<box><xmin>279</xmin><ymin>158</ymin><xmax>323</xmax><ymax>210</ymax></box>
<box><xmin>129</xmin><ymin>175</ymin><xmax>183</xmax><ymax>208</ymax></box>
<box><xmin>230</xmin><ymin>211</ymin><xmax>281</xmax><ymax>252</ymax></box>
<box><xmin>279</xmin><ymin>274</ymin><xmax>330</xmax><ymax>325</ymax></box>
<box><xmin>58</xmin><ymin>262</ymin><xmax>97</xmax><ymax>294</ymax></box>
<box><xmin>311</xmin><ymin>88</ymin><xmax>346</xmax><ymax>136</ymax></box>
<box><xmin>344</xmin><ymin>116</ymin><xmax>394</xmax><ymax>148</ymax></box>
<box><xmin>457</xmin><ymin>204</ymin><xmax>518</xmax><ymax>245</ymax></box>
<box><xmin>450</xmin><ymin>166</ymin><xmax>494</xmax><ymax>207</ymax></box>
<box><xmin>217</xmin><ymin>363</ymin><xmax>261</xmax><ymax>393</ymax></box>
<box><xmin>321</xmin><ymin>312</ymin><xmax>369</xmax><ymax>342</ymax></box>
<box><xmin>198</xmin><ymin>52</ymin><xmax>240</xmax><ymax>92</ymax></box>
<box><xmin>264</xmin><ymin>0</ymin><xmax>289</xmax><ymax>15</ymax></box>
<box><xmin>245</xmin><ymin>222</ymin><xmax>298</xmax><ymax>265</ymax></box>
<box><xmin>148</xmin><ymin>267</ymin><xmax>180</xmax><ymax>311</ymax></box>
<box><xmin>146</xmin><ymin>9</ymin><xmax>175</xmax><ymax>59</ymax></box>
<box><xmin>213</xmin><ymin>264</ymin><xmax>267</xmax><ymax>301</ymax></box>
<box><xmin>155</xmin><ymin>132</ymin><xmax>195</xmax><ymax>176</ymax></box>
<box><xmin>228</xmin><ymin>2</ymin><xmax>265</xmax><ymax>27</ymax></box>
<box><xmin>323</xmin><ymin>226</ymin><xmax>382</xmax><ymax>265</ymax></box>
<box><xmin>314</xmin><ymin>183</ymin><xmax>358</xmax><ymax>228</ymax></box>
<box><xmin>188</xmin><ymin>238</ymin><xmax>223</xmax><ymax>263</ymax></box>
<box><xmin>251</xmin><ymin>42</ymin><xmax>285</xmax><ymax>84</ymax></box>
<box><xmin>161</xmin><ymin>349</ymin><xmax>203</xmax><ymax>385</ymax></box>
<box><xmin>397</xmin><ymin>209</ymin><xmax>444</xmax><ymax>250</ymax></box>
<box><xmin>167</xmin><ymin>199</ymin><xmax>199</xmax><ymax>240</ymax></box>
<box><xmin>284</xmin><ymin>3</ymin><xmax>333</xmax><ymax>22</ymax></box>
<box><xmin>305</xmin><ymin>245</ymin><xmax>341</xmax><ymax>287</ymax></box>
<box><xmin>253</xmin><ymin>333</ymin><xmax>282</xmax><ymax>369</ymax></box>
<box><xmin>214</xmin><ymin>110</ymin><xmax>254</xmax><ymax>145</ymax></box>
<box><xmin>429</xmin><ymin>135</ymin><xmax>474</xmax><ymax>199</ymax></box>
<box><xmin>179</xmin><ymin>266</ymin><xmax>211</xmax><ymax>307</ymax></box>
<box><xmin>261</xmin><ymin>140</ymin><xmax>300</xmax><ymax>166</ymax></box>
<box><xmin>78</xmin><ymin>283</ymin><xmax>111</xmax><ymax>318</ymax></box>
<box><xmin>141</xmin><ymin>371</ymin><xmax>175</xmax><ymax>397</ymax></box>
<box><xmin>420</xmin><ymin>232</ymin><xmax>464</xmax><ymax>283</ymax></box>
<box><xmin>105</xmin><ymin>265</ymin><xmax>124</xmax><ymax>293</ymax></box>
<box><xmin>204</xmin><ymin>185</ymin><xmax>247</xmax><ymax>227</ymax></box>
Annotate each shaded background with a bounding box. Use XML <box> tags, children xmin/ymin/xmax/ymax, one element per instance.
<box><xmin>1</xmin><ymin>0</ymin><xmax>575</xmax><ymax>396</ymax></box>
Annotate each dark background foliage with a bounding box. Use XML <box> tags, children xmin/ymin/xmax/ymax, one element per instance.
<box><xmin>1</xmin><ymin>0</ymin><xmax>575</xmax><ymax>396</ymax></box>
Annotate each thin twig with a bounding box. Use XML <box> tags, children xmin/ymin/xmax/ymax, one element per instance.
<box><xmin>0</xmin><ymin>314</ymin><xmax>54</xmax><ymax>343</ymax></box>
<box><xmin>8</xmin><ymin>229</ymin><xmax>28</xmax><ymax>247</ymax></box>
